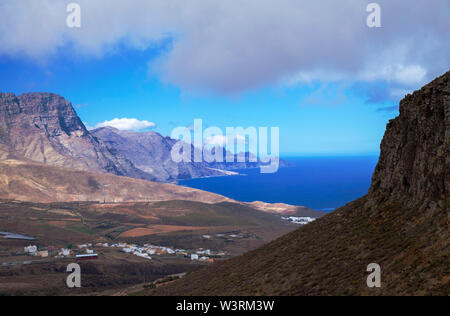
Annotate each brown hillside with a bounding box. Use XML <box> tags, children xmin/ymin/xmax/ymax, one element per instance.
<box><xmin>0</xmin><ymin>159</ymin><xmax>232</xmax><ymax>204</ymax></box>
<box><xmin>148</xmin><ymin>72</ymin><xmax>450</xmax><ymax>296</ymax></box>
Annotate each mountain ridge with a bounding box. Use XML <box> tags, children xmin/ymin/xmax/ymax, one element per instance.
<box><xmin>91</xmin><ymin>126</ymin><xmax>288</xmax><ymax>182</ymax></box>
<box><xmin>91</xmin><ymin>126</ymin><xmax>229</xmax><ymax>182</ymax></box>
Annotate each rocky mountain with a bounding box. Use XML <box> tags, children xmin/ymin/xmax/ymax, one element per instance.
<box><xmin>91</xmin><ymin>127</ymin><xmax>288</xmax><ymax>182</ymax></box>
<box><xmin>91</xmin><ymin>127</ymin><xmax>230</xmax><ymax>182</ymax></box>
<box><xmin>148</xmin><ymin>72</ymin><xmax>450</xmax><ymax>296</ymax></box>
<box><xmin>0</xmin><ymin>93</ymin><xmax>153</xmax><ymax>181</ymax></box>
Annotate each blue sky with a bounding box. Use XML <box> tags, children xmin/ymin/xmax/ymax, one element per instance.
<box><xmin>1</xmin><ymin>1</ymin><xmax>449</xmax><ymax>156</ymax></box>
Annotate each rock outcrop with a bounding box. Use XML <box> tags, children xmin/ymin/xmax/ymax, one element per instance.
<box><xmin>91</xmin><ymin>127</ymin><xmax>229</xmax><ymax>182</ymax></box>
<box><xmin>0</xmin><ymin>93</ymin><xmax>153</xmax><ymax>180</ymax></box>
<box><xmin>91</xmin><ymin>127</ymin><xmax>287</xmax><ymax>182</ymax></box>
<box><xmin>370</xmin><ymin>73</ymin><xmax>450</xmax><ymax>209</ymax></box>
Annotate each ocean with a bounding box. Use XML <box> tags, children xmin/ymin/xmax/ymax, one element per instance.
<box><xmin>179</xmin><ymin>156</ymin><xmax>379</xmax><ymax>211</ymax></box>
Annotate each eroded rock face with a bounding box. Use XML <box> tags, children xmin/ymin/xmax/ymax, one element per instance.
<box><xmin>369</xmin><ymin>72</ymin><xmax>450</xmax><ymax>209</ymax></box>
<box><xmin>0</xmin><ymin>93</ymin><xmax>153</xmax><ymax>180</ymax></box>
<box><xmin>91</xmin><ymin>127</ymin><xmax>228</xmax><ymax>182</ymax></box>
<box><xmin>91</xmin><ymin>127</ymin><xmax>288</xmax><ymax>182</ymax></box>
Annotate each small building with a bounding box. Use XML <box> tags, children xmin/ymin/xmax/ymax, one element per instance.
<box><xmin>147</xmin><ymin>249</ymin><xmax>156</xmax><ymax>255</ymax></box>
<box><xmin>190</xmin><ymin>254</ymin><xmax>199</xmax><ymax>261</ymax></box>
<box><xmin>136</xmin><ymin>253</ymin><xmax>152</xmax><ymax>260</ymax></box>
<box><xmin>156</xmin><ymin>249</ymin><xmax>167</xmax><ymax>255</ymax></box>
<box><xmin>37</xmin><ymin>251</ymin><xmax>49</xmax><ymax>258</ymax></box>
<box><xmin>24</xmin><ymin>245</ymin><xmax>37</xmax><ymax>254</ymax></box>
<box><xmin>59</xmin><ymin>249</ymin><xmax>71</xmax><ymax>257</ymax></box>
<box><xmin>122</xmin><ymin>248</ymin><xmax>133</xmax><ymax>253</ymax></box>
<box><xmin>76</xmin><ymin>253</ymin><xmax>98</xmax><ymax>261</ymax></box>
<box><xmin>197</xmin><ymin>249</ymin><xmax>211</xmax><ymax>255</ymax></box>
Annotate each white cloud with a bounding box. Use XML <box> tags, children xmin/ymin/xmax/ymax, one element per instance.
<box><xmin>0</xmin><ymin>0</ymin><xmax>449</xmax><ymax>94</ymax></box>
<box><xmin>95</xmin><ymin>118</ymin><xmax>156</xmax><ymax>131</ymax></box>
<box><xmin>287</xmin><ymin>64</ymin><xmax>428</xmax><ymax>87</ymax></box>
<box><xmin>359</xmin><ymin>64</ymin><xmax>427</xmax><ymax>86</ymax></box>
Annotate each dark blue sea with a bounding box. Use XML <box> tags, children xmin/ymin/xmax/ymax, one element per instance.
<box><xmin>179</xmin><ymin>156</ymin><xmax>379</xmax><ymax>211</ymax></box>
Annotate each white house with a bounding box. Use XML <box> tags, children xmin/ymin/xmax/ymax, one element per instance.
<box><xmin>60</xmin><ymin>249</ymin><xmax>71</xmax><ymax>257</ymax></box>
<box><xmin>197</xmin><ymin>249</ymin><xmax>211</xmax><ymax>255</ymax></box>
<box><xmin>24</xmin><ymin>245</ymin><xmax>37</xmax><ymax>254</ymax></box>
<box><xmin>147</xmin><ymin>249</ymin><xmax>156</xmax><ymax>255</ymax></box>
<box><xmin>191</xmin><ymin>254</ymin><xmax>199</xmax><ymax>261</ymax></box>
<box><xmin>122</xmin><ymin>248</ymin><xmax>133</xmax><ymax>253</ymax></box>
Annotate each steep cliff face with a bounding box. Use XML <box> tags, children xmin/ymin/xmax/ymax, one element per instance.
<box><xmin>91</xmin><ymin>127</ymin><xmax>286</xmax><ymax>182</ymax></box>
<box><xmin>91</xmin><ymin>127</ymin><xmax>228</xmax><ymax>182</ymax></box>
<box><xmin>369</xmin><ymin>72</ymin><xmax>450</xmax><ymax>209</ymax></box>
<box><xmin>149</xmin><ymin>72</ymin><xmax>450</xmax><ymax>296</ymax></box>
<box><xmin>0</xmin><ymin>93</ymin><xmax>153</xmax><ymax>180</ymax></box>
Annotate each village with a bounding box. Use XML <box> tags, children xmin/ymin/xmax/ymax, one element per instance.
<box><xmin>281</xmin><ymin>216</ymin><xmax>316</xmax><ymax>225</ymax></box>
<box><xmin>16</xmin><ymin>237</ymin><xmax>230</xmax><ymax>264</ymax></box>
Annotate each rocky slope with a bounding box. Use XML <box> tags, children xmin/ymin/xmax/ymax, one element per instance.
<box><xmin>0</xmin><ymin>93</ymin><xmax>153</xmax><ymax>180</ymax></box>
<box><xmin>91</xmin><ymin>127</ymin><xmax>286</xmax><ymax>182</ymax></box>
<box><xmin>148</xmin><ymin>72</ymin><xmax>450</xmax><ymax>296</ymax></box>
<box><xmin>91</xmin><ymin>127</ymin><xmax>230</xmax><ymax>182</ymax></box>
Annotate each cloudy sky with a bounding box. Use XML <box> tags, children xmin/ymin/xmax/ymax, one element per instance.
<box><xmin>1</xmin><ymin>0</ymin><xmax>449</xmax><ymax>154</ymax></box>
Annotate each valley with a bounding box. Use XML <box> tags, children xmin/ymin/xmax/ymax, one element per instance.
<box><xmin>0</xmin><ymin>198</ymin><xmax>310</xmax><ymax>295</ymax></box>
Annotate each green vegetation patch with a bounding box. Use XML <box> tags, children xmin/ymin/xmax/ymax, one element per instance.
<box><xmin>66</xmin><ymin>224</ymin><xmax>95</xmax><ymax>235</ymax></box>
